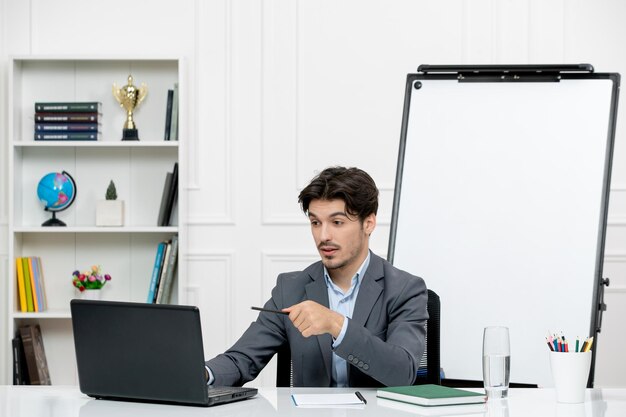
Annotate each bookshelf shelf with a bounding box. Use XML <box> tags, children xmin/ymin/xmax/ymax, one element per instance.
<box><xmin>7</xmin><ymin>56</ymin><xmax>186</xmax><ymax>385</ymax></box>
<box><xmin>13</xmin><ymin>141</ymin><xmax>179</xmax><ymax>148</ymax></box>
<box><xmin>12</xmin><ymin>311</ymin><xmax>72</xmax><ymax>320</ymax></box>
<box><xmin>14</xmin><ymin>226</ymin><xmax>179</xmax><ymax>234</ymax></box>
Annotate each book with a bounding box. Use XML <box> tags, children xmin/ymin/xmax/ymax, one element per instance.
<box><xmin>21</xmin><ymin>257</ymin><xmax>34</xmax><ymax>312</ymax></box>
<box><xmin>26</xmin><ymin>257</ymin><xmax>39</xmax><ymax>312</ymax></box>
<box><xmin>35</xmin><ymin>257</ymin><xmax>48</xmax><ymax>311</ymax></box>
<box><xmin>157</xmin><ymin>172</ymin><xmax>173</xmax><ymax>226</ymax></box>
<box><xmin>12</xmin><ymin>334</ymin><xmax>30</xmax><ymax>385</ymax></box>
<box><xmin>164</xmin><ymin>162</ymin><xmax>179</xmax><ymax>226</ymax></box>
<box><xmin>147</xmin><ymin>241</ymin><xmax>167</xmax><ymax>303</ymax></box>
<box><xmin>169</xmin><ymin>83</ymin><xmax>179</xmax><ymax>141</ymax></box>
<box><xmin>376</xmin><ymin>385</ymin><xmax>486</xmax><ymax>407</ymax></box>
<box><xmin>30</xmin><ymin>325</ymin><xmax>51</xmax><ymax>385</ymax></box>
<box><xmin>12</xmin><ymin>337</ymin><xmax>20</xmax><ymax>385</ymax></box>
<box><xmin>154</xmin><ymin>241</ymin><xmax>172</xmax><ymax>303</ymax></box>
<box><xmin>35</xmin><ymin>122</ymin><xmax>101</xmax><ymax>132</ymax></box>
<box><xmin>19</xmin><ymin>325</ymin><xmax>51</xmax><ymax>385</ymax></box>
<box><xmin>164</xmin><ymin>89</ymin><xmax>174</xmax><ymax>140</ymax></box>
<box><xmin>34</xmin><ymin>102</ymin><xmax>102</xmax><ymax>113</ymax></box>
<box><xmin>157</xmin><ymin>162</ymin><xmax>178</xmax><ymax>226</ymax></box>
<box><xmin>377</xmin><ymin>397</ymin><xmax>487</xmax><ymax>416</ymax></box>
<box><xmin>15</xmin><ymin>258</ymin><xmax>27</xmax><ymax>313</ymax></box>
<box><xmin>34</xmin><ymin>132</ymin><xmax>101</xmax><ymax>141</ymax></box>
<box><xmin>169</xmin><ymin>195</ymin><xmax>179</xmax><ymax>226</ymax></box>
<box><xmin>30</xmin><ymin>257</ymin><xmax>46</xmax><ymax>312</ymax></box>
<box><xmin>35</xmin><ymin>112</ymin><xmax>100</xmax><ymax>123</ymax></box>
<box><xmin>156</xmin><ymin>234</ymin><xmax>178</xmax><ymax>304</ymax></box>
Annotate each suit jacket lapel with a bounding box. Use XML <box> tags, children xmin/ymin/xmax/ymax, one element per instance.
<box><xmin>352</xmin><ymin>253</ymin><xmax>384</xmax><ymax>326</ymax></box>
<box><xmin>304</xmin><ymin>263</ymin><xmax>333</xmax><ymax>385</ymax></box>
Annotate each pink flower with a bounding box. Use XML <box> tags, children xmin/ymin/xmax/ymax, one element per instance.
<box><xmin>72</xmin><ymin>266</ymin><xmax>111</xmax><ymax>291</ymax></box>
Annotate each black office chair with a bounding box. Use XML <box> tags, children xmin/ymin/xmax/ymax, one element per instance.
<box><xmin>276</xmin><ymin>343</ymin><xmax>293</xmax><ymax>388</ymax></box>
<box><xmin>414</xmin><ymin>289</ymin><xmax>441</xmax><ymax>385</ymax></box>
<box><xmin>275</xmin><ymin>288</ymin><xmax>441</xmax><ymax>387</ymax></box>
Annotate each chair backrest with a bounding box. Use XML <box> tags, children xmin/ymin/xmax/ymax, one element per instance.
<box><xmin>415</xmin><ymin>289</ymin><xmax>441</xmax><ymax>385</ymax></box>
<box><xmin>275</xmin><ymin>288</ymin><xmax>442</xmax><ymax>387</ymax></box>
<box><xmin>276</xmin><ymin>343</ymin><xmax>293</xmax><ymax>388</ymax></box>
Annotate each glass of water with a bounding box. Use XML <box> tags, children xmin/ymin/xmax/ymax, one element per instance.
<box><xmin>483</xmin><ymin>326</ymin><xmax>510</xmax><ymax>399</ymax></box>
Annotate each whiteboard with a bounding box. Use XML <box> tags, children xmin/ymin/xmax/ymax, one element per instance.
<box><xmin>389</xmin><ymin>68</ymin><xmax>619</xmax><ymax>387</ymax></box>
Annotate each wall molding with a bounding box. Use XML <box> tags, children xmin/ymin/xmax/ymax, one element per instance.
<box><xmin>188</xmin><ymin>0</ymin><xmax>201</xmax><ymax>190</ymax></box>
<box><xmin>185</xmin><ymin>251</ymin><xmax>235</xmax><ymax>261</ymax></box>
<box><xmin>260</xmin><ymin>0</ymin><xmax>300</xmax><ymax>225</ymax></box>
<box><xmin>186</xmin><ymin>215</ymin><xmax>235</xmax><ymax>226</ymax></box>
<box><xmin>604</xmin><ymin>252</ymin><xmax>626</xmax><ymax>262</ymax></box>
<box><xmin>0</xmin><ymin>256</ymin><xmax>7</xmax><ymax>385</ymax></box>
<box><xmin>261</xmin><ymin>251</ymin><xmax>317</xmax><ymax>295</ymax></box>
<box><xmin>261</xmin><ymin>251</ymin><xmax>317</xmax><ymax>261</ymax></box>
<box><xmin>603</xmin><ymin>252</ymin><xmax>626</xmax><ymax>294</ymax></box>
<box><xmin>185</xmin><ymin>251</ymin><xmax>234</xmax><ymax>343</ymax></box>
<box><xmin>606</xmin><ymin>286</ymin><xmax>626</xmax><ymax>294</ymax></box>
<box><xmin>607</xmin><ymin>217</ymin><xmax>626</xmax><ymax>226</ymax></box>
<box><xmin>223</xmin><ymin>0</ymin><xmax>234</xmax><ymax>220</ymax></box>
<box><xmin>187</xmin><ymin>0</ymin><xmax>234</xmax><ymax>224</ymax></box>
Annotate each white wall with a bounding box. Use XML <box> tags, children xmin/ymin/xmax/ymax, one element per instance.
<box><xmin>1</xmin><ymin>0</ymin><xmax>625</xmax><ymax>387</ymax></box>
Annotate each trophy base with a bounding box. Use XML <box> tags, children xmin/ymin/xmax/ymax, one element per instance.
<box><xmin>122</xmin><ymin>128</ymin><xmax>140</xmax><ymax>141</ymax></box>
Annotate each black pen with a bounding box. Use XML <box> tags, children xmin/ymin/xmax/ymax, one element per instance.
<box><xmin>355</xmin><ymin>391</ymin><xmax>367</xmax><ymax>404</ymax></box>
<box><xmin>251</xmin><ymin>306</ymin><xmax>289</xmax><ymax>315</ymax></box>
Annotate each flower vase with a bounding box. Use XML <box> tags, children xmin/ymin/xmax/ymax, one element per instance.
<box><xmin>81</xmin><ymin>289</ymin><xmax>102</xmax><ymax>301</ymax></box>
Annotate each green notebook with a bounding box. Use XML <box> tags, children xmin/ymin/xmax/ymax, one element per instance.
<box><xmin>377</xmin><ymin>384</ymin><xmax>486</xmax><ymax>407</ymax></box>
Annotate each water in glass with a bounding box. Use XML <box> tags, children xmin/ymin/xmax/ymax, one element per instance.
<box><xmin>483</xmin><ymin>354</ymin><xmax>510</xmax><ymax>398</ymax></box>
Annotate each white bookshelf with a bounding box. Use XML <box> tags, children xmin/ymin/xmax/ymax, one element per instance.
<box><xmin>7</xmin><ymin>56</ymin><xmax>186</xmax><ymax>385</ymax></box>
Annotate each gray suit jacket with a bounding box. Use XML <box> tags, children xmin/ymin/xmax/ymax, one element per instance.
<box><xmin>205</xmin><ymin>252</ymin><xmax>428</xmax><ymax>387</ymax></box>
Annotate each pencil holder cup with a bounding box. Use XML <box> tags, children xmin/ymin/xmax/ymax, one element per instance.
<box><xmin>549</xmin><ymin>351</ymin><xmax>591</xmax><ymax>403</ymax></box>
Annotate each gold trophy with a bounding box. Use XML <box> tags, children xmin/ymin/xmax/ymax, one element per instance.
<box><xmin>112</xmin><ymin>75</ymin><xmax>148</xmax><ymax>140</ymax></box>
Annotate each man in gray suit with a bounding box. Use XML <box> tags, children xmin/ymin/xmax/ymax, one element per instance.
<box><xmin>205</xmin><ymin>167</ymin><xmax>428</xmax><ymax>387</ymax></box>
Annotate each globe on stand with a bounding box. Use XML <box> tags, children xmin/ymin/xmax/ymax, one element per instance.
<box><xmin>37</xmin><ymin>171</ymin><xmax>77</xmax><ymax>227</ymax></box>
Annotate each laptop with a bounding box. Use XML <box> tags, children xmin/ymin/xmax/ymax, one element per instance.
<box><xmin>71</xmin><ymin>299</ymin><xmax>257</xmax><ymax>407</ymax></box>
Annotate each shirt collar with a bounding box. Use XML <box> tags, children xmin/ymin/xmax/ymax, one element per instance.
<box><xmin>323</xmin><ymin>251</ymin><xmax>371</xmax><ymax>294</ymax></box>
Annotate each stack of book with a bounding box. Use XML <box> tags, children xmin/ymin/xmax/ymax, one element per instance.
<box><xmin>15</xmin><ymin>257</ymin><xmax>47</xmax><ymax>313</ymax></box>
<box><xmin>34</xmin><ymin>102</ymin><xmax>102</xmax><ymax>141</ymax></box>
<box><xmin>12</xmin><ymin>324</ymin><xmax>51</xmax><ymax>385</ymax></box>
<box><xmin>147</xmin><ymin>235</ymin><xmax>179</xmax><ymax>304</ymax></box>
<box><xmin>164</xmin><ymin>83</ymin><xmax>179</xmax><ymax>141</ymax></box>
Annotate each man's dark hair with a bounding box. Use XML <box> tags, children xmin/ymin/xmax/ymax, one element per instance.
<box><xmin>298</xmin><ymin>166</ymin><xmax>379</xmax><ymax>222</ymax></box>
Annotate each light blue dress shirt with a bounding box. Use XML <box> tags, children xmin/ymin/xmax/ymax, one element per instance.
<box><xmin>325</xmin><ymin>252</ymin><xmax>370</xmax><ymax>387</ymax></box>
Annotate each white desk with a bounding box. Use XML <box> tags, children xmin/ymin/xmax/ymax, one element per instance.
<box><xmin>1</xmin><ymin>386</ymin><xmax>625</xmax><ymax>417</ymax></box>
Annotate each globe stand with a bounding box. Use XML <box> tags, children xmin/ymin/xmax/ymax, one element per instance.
<box><xmin>42</xmin><ymin>211</ymin><xmax>66</xmax><ymax>227</ymax></box>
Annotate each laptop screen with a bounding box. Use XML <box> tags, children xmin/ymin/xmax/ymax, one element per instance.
<box><xmin>71</xmin><ymin>300</ymin><xmax>210</xmax><ymax>406</ymax></box>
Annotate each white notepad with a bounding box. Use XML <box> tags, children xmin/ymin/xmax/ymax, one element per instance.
<box><xmin>291</xmin><ymin>393</ymin><xmax>366</xmax><ymax>408</ymax></box>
